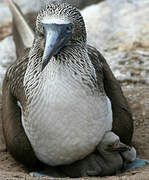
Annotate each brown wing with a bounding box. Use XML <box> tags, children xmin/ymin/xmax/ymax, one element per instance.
<box><xmin>87</xmin><ymin>45</ymin><xmax>133</xmax><ymax>145</ymax></box>
<box><xmin>2</xmin><ymin>49</ymin><xmax>37</xmax><ymax>168</ymax></box>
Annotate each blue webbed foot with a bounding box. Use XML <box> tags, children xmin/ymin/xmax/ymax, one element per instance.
<box><xmin>29</xmin><ymin>166</ymin><xmax>66</xmax><ymax>178</ymax></box>
<box><xmin>123</xmin><ymin>158</ymin><xmax>149</xmax><ymax>172</ymax></box>
<box><xmin>30</xmin><ymin>172</ymin><xmax>46</xmax><ymax>177</ymax></box>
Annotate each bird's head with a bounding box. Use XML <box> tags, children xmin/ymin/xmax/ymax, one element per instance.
<box><xmin>35</xmin><ymin>2</ymin><xmax>86</xmax><ymax>70</ymax></box>
<box><xmin>98</xmin><ymin>132</ymin><xmax>131</xmax><ymax>153</ymax></box>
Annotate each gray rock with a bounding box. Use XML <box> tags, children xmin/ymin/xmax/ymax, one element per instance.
<box><xmin>81</xmin><ymin>0</ymin><xmax>149</xmax><ymax>83</ymax></box>
<box><xmin>0</xmin><ymin>0</ymin><xmax>103</xmax><ymax>25</ymax></box>
<box><xmin>39</xmin><ymin>0</ymin><xmax>104</xmax><ymax>9</ymax></box>
<box><xmin>0</xmin><ymin>0</ymin><xmax>41</xmax><ymax>25</ymax></box>
<box><xmin>0</xmin><ymin>36</ymin><xmax>16</xmax><ymax>98</ymax></box>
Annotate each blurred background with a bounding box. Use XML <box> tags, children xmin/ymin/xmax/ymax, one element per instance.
<box><xmin>0</xmin><ymin>0</ymin><xmax>149</xmax><ymax>179</ymax></box>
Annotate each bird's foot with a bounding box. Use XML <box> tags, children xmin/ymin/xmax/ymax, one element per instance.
<box><xmin>30</xmin><ymin>172</ymin><xmax>46</xmax><ymax>177</ymax></box>
<box><xmin>123</xmin><ymin>158</ymin><xmax>149</xmax><ymax>172</ymax></box>
<box><xmin>30</xmin><ymin>166</ymin><xmax>66</xmax><ymax>178</ymax></box>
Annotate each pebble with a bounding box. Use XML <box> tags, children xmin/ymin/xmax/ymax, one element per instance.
<box><xmin>0</xmin><ymin>36</ymin><xmax>16</xmax><ymax>97</ymax></box>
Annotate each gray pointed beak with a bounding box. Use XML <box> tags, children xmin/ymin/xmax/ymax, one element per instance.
<box><xmin>107</xmin><ymin>142</ymin><xmax>131</xmax><ymax>152</ymax></box>
<box><xmin>41</xmin><ymin>23</ymin><xmax>72</xmax><ymax>71</ymax></box>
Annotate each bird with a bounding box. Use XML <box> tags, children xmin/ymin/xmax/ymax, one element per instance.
<box><xmin>6</xmin><ymin>0</ymin><xmax>113</xmax><ymax>166</ymax></box>
<box><xmin>59</xmin><ymin>131</ymin><xmax>134</xmax><ymax>177</ymax></box>
<box><xmin>2</xmin><ymin>0</ymin><xmax>134</xmax><ymax>177</ymax></box>
<box><xmin>96</xmin><ymin>131</ymin><xmax>135</xmax><ymax>176</ymax></box>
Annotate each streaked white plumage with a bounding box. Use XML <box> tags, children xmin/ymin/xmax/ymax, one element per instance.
<box><xmin>23</xmin><ymin>57</ymin><xmax>112</xmax><ymax>165</ymax></box>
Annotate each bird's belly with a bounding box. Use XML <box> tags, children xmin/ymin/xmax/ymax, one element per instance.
<box><xmin>23</xmin><ymin>79</ymin><xmax>112</xmax><ymax>166</ymax></box>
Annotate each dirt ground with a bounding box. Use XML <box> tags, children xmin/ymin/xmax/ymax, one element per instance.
<box><xmin>0</xmin><ymin>85</ymin><xmax>149</xmax><ymax>180</ymax></box>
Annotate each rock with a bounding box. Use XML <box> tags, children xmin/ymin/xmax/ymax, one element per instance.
<box><xmin>0</xmin><ymin>36</ymin><xmax>16</xmax><ymax>100</ymax></box>
<box><xmin>0</xmin><ymin>0</ymin><xmax>41</xmax><ymax>25</ymax></box>
<box><xmin>81</xmin><ymin>0</ymin><xmax>149</xmax><ymax>83</ymax></box>
<box><xmin>0</xmin><ymin>23</ymin><xmax>12</xmax><ymax>40</ymax></box>
<box><xmin>0</xmin><ymin>3</ymin><xmax>12</xmax><ymax>25</ymax></box>
<box><xmin>0</xmin><ymin>0</ymin><xmax>103</xmax><ymax>25</ymax></box>
<box><xmin>40</xmin><ymin>0</ymin><xmax>104</xmax><ymax>9</ymax></box>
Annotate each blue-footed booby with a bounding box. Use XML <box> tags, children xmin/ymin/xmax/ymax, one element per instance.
<box><xmin>59</xmin><ymin>131</ymin><xmax>134</xmax><ymax>177</ymax></box>
<box><xmin>8</xmin><ymin>1</ymin><xmax>113</xmax><ymax>166</ymax></box>
<box><xmin>2</xmin><ymin>0</ymin><xmax>142</xmax><ymax>177</ymax></box>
